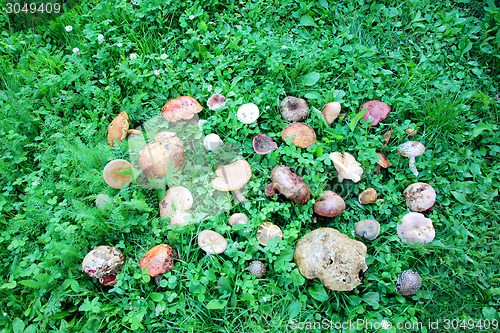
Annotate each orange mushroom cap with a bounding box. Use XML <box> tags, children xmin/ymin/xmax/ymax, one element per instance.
<box><xmin>140</xmin><ymin>244</ymin><xmax>177</xmax><ymax>277</ymax></box>
<box><xmin>161</xmin><ymin>96</ymin><xmax>202</xmax><ymax>122</ymax></box>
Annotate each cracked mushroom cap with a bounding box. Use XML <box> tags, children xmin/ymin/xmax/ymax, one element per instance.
<box><xmin>198</xmin><ymin>230</ymin><xmax>227</xmax><ymax>255</ymax></box>
<box><xmin>140</xmin><ymin>244</ymin><xmax>178</xmax><ymax>277</ymax></box>
<box><xmin>138</xmin><ymin>132</ymin><xmax>185</xmax><ymax>179</ymax></box>
<box><xmin>161</xmin><ymin>96</ymin><xmax>202</xmax><ymax>122</ymax></box>
<box><xmin>229</xmin><ymin>213</ymin><xmax>248</xmax><ymax>227</ymax></box>
<box><xmin>313</xmin><ymin>191</ymin><xmax>346</xmax><ymax>217</ymax></box>
<box><xmin>107</xmin><ymin>111</ymin><xmax>129</xmax><ymax>146</ymax></box>
<box><xmin>248</xmin><ymin>261</ymin><xmax>266</xmax><ymax>278</ymax></box>
<box><xmin>360</xmin><ymin>100</ymin><xmax>391</xmax><ymax>126</ymax></box>
<box><xmin>253</xmin><ymin>134</ymin><xmax>278</xmax><ymax>154</ymax></box>
<box><xmin>358</xmin><ymin>188</ymin><xmax>377</xmax><ymax>205</ymax></box>
<box><xmin>280</xmin><ymin>96</ymin><xmax>309</xmax><ymax>122</ymax></box>
<box><xmin>103</xmin><ymin>159</ymin><xmax>133</xmax><ymax>189</ymax></box>
<box><xmin>397</xmin><ymin>212</ymin><xmax>435</xmax><ymax>245</ymax></box>
<box><xmin>257</xmin><ymin>222</ymin><xmax>282</xmax><ymax>246</ymax></box>
<box><xmin>329</xmin><ymin>152</ymin><xmax>364</xmax><ymax>183</ymax></box>
<box><xmin>211</xmin><ymin>159</ymin><xmax>252</xmax><ymax>192</ymax></box>
<box><xmin>237</xmin><ymin>103</ymin><xmax>259</xmax><ymax>124</ymax></box>
<box><xmin>354</xmin><ymin>219</ymin><xmax>381</xmax><ymax>240</ymax></box>
<box><xmin>396</xmin><ymin>270</ymin><xmax>422</xmax><ymax>296</ymax></box>
<box><xmin>82</xmin><ymin>245</ymin><xmax>125</xmax><ymax>286</ymax></box>
<box><xmin>282</xmin><ymin>122</ymin><xmax>316</xmax><ymax>149</ymax></box>
<box><xmin>322</xmin><ymin>102</ymin><xmax>341</xmax><ymax>124</ymax></box>
<box><xmin>207</xmin><ymin>94</ymin><xmax>226</xmax><ymax>110</ymax></box>
<box><xmin>397</xmin><ymin>141</ymin><xmax>425</xmax><ymax>157</ymax></box>
<box><xmin>403</xmin><ymin>182</ymin><xmax>436</xmax><ymax>212</ymax></box>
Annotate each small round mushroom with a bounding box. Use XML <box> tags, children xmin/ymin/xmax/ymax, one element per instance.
<box><xmin>228</xmin><ymin>213</ymin><xmax>248</xmax><ymax>227</ymax></box>
<box><xmin>405</xmin><ymin>128</ymin><xmax>417</xmax><ymax>137</ymax></box>
<box><xmin>265</xmin><ymin>165</ymin><xmax>311</xmax><ymax>205</ymax></box>
<box><xmin>322</xmin><ymin>102</ymin><xmax>341</xmax><ymax>124</ymax></box>
<box><xmin>354</xmin><ymin>219</ymin><xmax>380</xmax><ymax>240</ymax></box>
<box><xmin>280</xmin><ymin>96</ymin><xmax>309</xmax><ymax>122</ymax></box>
<box><xmin>207</xmin><ymin>94</ymin><xmax>226</xmax><ymax>110</ymax></box>
<box><xmin>248</xmin><ymin>261</ymin><xmax>266</xmax><ymax>278</ymax></box>
<box><xmin>95</xmin><ymin>193</ymin><xmax>112</xmax><ymax>209</ymax></box>
<box><xmin>253</xmin><ymin>134</ymin><xmax>278</xmax><ymax>154</ymax></box>
<box><xmin>397</xmin><ymin>212</ymin><xmax>435</xmax><ymax>245</ymax></box>
<box><xmin>161</xmin><ymin>96</ymin><xmax>202</xmax><ymax>122</ymax></box>
<box><xmin>257</xmin><ymin>222</ymin><xmax>282</xmax><ymax>246</ymax></box>
<box><xmin>313</xmin><ymin>191</ymin><xmax>345</xmax><ymax>217</ymax></box>
<box><xmin>103</xmin><ymin>159</ymin><xmax>133</xmax><ymax>189</ymax></box>
<box><xmin>82</xmin><ymin>245</ymin><xmax>125</xmax><ymax>286</ymax></box>
<box><xmin>403</xmin><ymin>182</ymin><xmax>436</xmax><ymax>213</ymax></box>
<box><xmin>358</xmin><ymin>188</ymin><xmax>377</xmax><ymax>205</ymax></box>
<box><xmin>396</xmin><ymin>270</ymin><xmax>422</xmax><ymax>296</ymax></box>
<box><xmin>281</xmin><ymin>122</ymin><xmax>316</xmax><ymax>149</ymax></box>
<box><xmin>360</xmin><ymin>100</ymin><xmax>391</xmax><ymax>126</ymax></box>
<box><xmin>397</xmin><ymin>141</ymin><xmax>426</xmax><ymax>177</ymax></box>
<box><xmin>237</xmin><ymin>103</ymin><xmax>259</xmax><ymax>124</ymax></box>
<box><xmin>107</xmin><ymin>111</ymin><xmax>129</xmax><ymax>146</ymax></box>
<box><xmin>159</xmin><ymin>186</ymin><xmax>193</xmax><ymax>226</ymax></box>
<box><xmin>211</xmin><ymin>159</ymin><xmax>252</xmax><ymax>202</ymax></box>
<box><xmin>203</xmin><ymin>133</ymin><xmax>224</xmax><ymax>151</ymax></box>
<box><xmin>140</xmin><ymin>244</ymin><xmax>178</xmax><ymax>285</ymax></box>
<box><xmin>198</xmin><ymin>230</ymin><xmax>227</xmax><ymax>255</ymax></box>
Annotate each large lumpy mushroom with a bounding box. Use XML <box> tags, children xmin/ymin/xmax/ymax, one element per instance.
<box><xmin>107</xmin><ymin>111</ymin><xmax>129</xmax><ymax>146</ymax></box>
<box><xmin>294</xmin><ymin>228</ymin><xmax>368</xmax><ymax>291</ymax></box>
<box><xmin>138</xmin><ymin>132</ymin><xmax>185</xmax><ymax>179</ymax></box>
<box><xmin>329</xmin><ymin>152</ymin><xmax>364</xmax><ymax>183</ymax></box>
<box><xmin>313</xmin><ymin>191</ymin><xmax>345</xmax><ymax>217</ymax></box>
<box><xmin>360</xmin><ymin>100</ymin><xmax>391</xmax><ymax>126</ymax></box>
<box><xmin>265</xmin><ymin>165</ymin><xmax>311</xmax><ymax>204</ymax></box>
<box><xmin>159</xmin><ymin>186</ymin><xmax>193</xmax><ymax>226</ymax></box>
<box><xmin>403</xmin><ymin>182</ymin><xmax>436</xmax><ymax>212</ymax></box>
<box><xmin>280</xmin><ymin>96</ymin><xmax>309</xmax><ymax>121</ymax></box>
<box><xmin>161</xmin><ymin>96</ymin><xmax>202</xmax><ymax>122</ymax></box>
<box><xmin>82</xmin><ymin>245</ymin><xmax>125</xmax><ymax>286</ymax></box>
<box><xmin>282</xmin><ymin>122</ymin><xmax>316</xmax><ymax>149</ymax></box>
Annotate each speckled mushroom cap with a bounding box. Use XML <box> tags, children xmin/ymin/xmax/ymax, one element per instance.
<box><xmin>396</xmin><ymin>270</ymin><xmax>422</xmax><ymax>296</ymax></box>
<box><xmin>82</xmin><ymin>245</ymin><xmax>125</xmax><ymax>280</ymax></box>
<box><xmin>280</xmin><ymin>96</ymin><xmax>309</xmax><ymax>122</ymax></box>
<box><xmin>354</xmin><ymin>219</ymin><xmax>381</xmax><ymax>240</ymax></box>
<box><xmin>397</xmin><ymin>212</ymin><xmax>435</xmax><ymax>245</ymax></box>
<box><xmin>198</xmin><ymin>230</ymin><xmax>228</xmax><ymax>255</ymax></box>
<box><xmin>313</xmin><ymin>191</ymin><xmax>346</xmax><ymax>217</ymax></box>
<box><xmin>107</xmin><ymin>111</ymin><xmax>129</xmax><ymax>146</ymax></box>
<box><xmin>360</xmin><ymin>100</ymin><xmax>391</xmax><ymax>126</ymax></box>
<box><xmin>257</xmin><ymin>222</ymin><xmax>283</xmax><ymax>246</ymax></box>
<box><xmin>397</xmin><ymin>141</ymin><xmax>425</xmax><ymax>157</ymax></box>
<box><xmin>103</xmin><ymin>159</ymin><xmax>133</xmax><ymax>189</ymax></box>
<box><xmin>207</xmin><ymin>94</ymin><xmax>226</xmax><ymax>110</ymax></box>
<box><xmin>248</xmin><ymin>261</ymin><xmax>266</xmax><ymax>278</ymax></box>
<box><xmin>140</xmin><ymin>244</ymin><xmax>178</xmax><ymax>277</ymax></box>
<box><xmin>403</xmin><ymin>182</ymin><xmax>436</xmax><ymax>212</ymax></box>
<box><xmin>282</xmin><ymin>122</ymin><xmax>316</xmax><ymax>149</ymax></box>
<box><xmin>161</xmin><ymin>96</ymin><xmax>202</xmax><ymax>122</ymax></box>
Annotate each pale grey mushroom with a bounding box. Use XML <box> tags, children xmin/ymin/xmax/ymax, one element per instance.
<box><xmin>354</xmin><ymin>219</ymin><xmax>381</xmax><ymax>240</ymax></box>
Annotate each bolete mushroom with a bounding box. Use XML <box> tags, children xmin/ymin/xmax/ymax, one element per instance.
<box><xmin>237</xmin><ymin>103</ymin><xmax>259</xmax><ymax>124</ymax></box>
<box><xmin>280</xmin><ymin>96</ymin><xmax>309</xmax><ymax>121</ymax></box>
<box><xmin>207</xmin><ymin>94</ymin><xmax>226</xmax><ymax>110</ymax></box>
<box><xmin>211</xmin><ymin>159</ymin><xmax>252</xmax><ymax>203</ymax></box>
<box><xmin>103</xmin><ymin>159</ymin><xmax>133</xmax><ymax>189</ymax></box>
<box><xmin>138</xmin><ymin>132</ymin><xmax>185</xmax><ymax>179</ymax></box>
<box><xmin>265</xmin><ymin>165</ymin><xmax>311</xmax><ymax>204</ymax></box>
<box><xmin>256</xmin><ymin>222</ymin><xmax>282</xmax><ymax>246</ymax></box>
<box><xmin>248</xmin><ymin>260</ymin><xmax>266</xmax><ymax>278</ymax></box>
<box><xmin>228</xmin><ymin>213</ymin><xmax>248</xmax><ymax>227</ymax></box>
<box><xmin>322</xmin><ymin>102</ymin><xmax>341</xmax><ymax>124</ymax></box>
<box><xmin>396</xmin><ymin>270</ymin><xmax>422</xmax><ymax>296</ymax></box>
<box><xmin>329</xmin><ymin>152</ymin><xmax>364</xmax><ymax>183</ymax></box>
<box><xmin>161</xmin><ymin>96</ymin><xmax>202</xmax><ymax>122</ymax></box>
<box><xmin>397</xmin><ymin>141</ymin><xmax>426</xmax><ymax>177</ymax></box>
<box><xmin>253</xmin><ymin>134</ymin><xmax>278</xmax><ymax>154</ymax></box>
<box><xmin>159</xmin><ymin>186</ymin><xmax>193</xmax><ymax>226</ymax></box>
<box><xmin>140</xmin><ymin>244</ymin><xmax>178</xmax><ymax>285</ymax></box>
<box><xmin>403</xmin><ymin>182</ymin><xmax>436</xmax><ymax>213</ymax></box>
<box><xmin>397</xmin><ymin>212</ymin><xmax>435</xmax><ymax>245</ymax></box>
<box><xmin>203</xmin><ymin>133</ymin><xmax>224</xmax><ymax>151</ymax></box>
<box><xmin>360</xmin><ymin>100</ymin><xmax>391</xmax><ymax>126</ymax></box>
<box><xmin>107</xmin><ymin>111</ymin><xmax>129</xmax><ymax>146</ymax></box>
<box><xmin>313</xmin><ymin>191</ymin><xmax>345</xmax><ymax>217</ymax></box>
<box><xmin>82</xmin><ymin>245</ymin><xmax>125</xmax><ymax>286</ymax></box>
<box><xmin>198</xmin><ymin>230</ymin><xmax>227</xmax><ymax>255</ymax></box>
<box><xmin>281</xmin><ymin>122</ymin><xmax>316</xmax><ymax>149</ymax></box>
<box><xmin>354</xmin><ymin>219</ymin><xmax>381</xmax><ymax>240</ymax></box>
<box><xmin>358</xmin><ymin>188</ymin><xmax>377</xmax><ymax>205</ymax></box>
<box><xmin>294</xmin><ymin>228</ymin><xmax>368</xmax><ymax>291</ymax></box>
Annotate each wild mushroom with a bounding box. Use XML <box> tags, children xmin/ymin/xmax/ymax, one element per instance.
<box><xmin>406</xmin><ymin>128</ymin><xmax>417</xmax><ymax>137</ymax></box>
<box><xmin>358</xmin><ymin>188</ymin><xmax>377</xmax><ymax>205</ymax></box>
<box><xmin>354</xmin><ymin>219</ymin><xmax>381</xmax><ymax>240</ymax></box>
<box><xmin>360</xmin><ymin>100</ymin><xmax>391</xmax><ymax>126</ymax></box>
<box><xmin>397</xmin><ymin>141</ymin><xmax>425</xmax><ymax>177</ymax></box>
<box><xmin>82</xmin><ymin>245</ymin><xmax>125</xmax><ymax>286</ymax></box>
<box><xmin>95</xmin><ymin>193</ymin><xmax>112</xmax><ymax>209</ymax></box>
<box><xmin>103</xmin><ymin>159</ymin><xmax>133</xmax><ymax>189</ymax></box>
<box><xmin>313</xmin><ymin>191</ymin><xmax>345</xmax><ymax>217</ymax></box>
<box><xmin>161</xmin><ymin>96</ymin><xmax>202</xmax><ymax>122</ymax></box>
<box><xmin>396</xmin><ymin>270</ymin><xmax>422</xmax><ymax>296</ymax></box>
<box><xmin>257</xmin><ymin>222</ymin><xmax>282</xmax><ymax>246</ymax></box>
<box><xmin>140</xmin><ymin>244</ymin><xmax>178</xmax><ymax>285</ymax></box>
<box><xmin>211</xmin><ymin>159</ymin><xmax>252</xmax><ymax>203</ymax></box>
<box><xmin>203</xmin><ymin>133</ymin><xmax>224</xmax><ymax>151</ymax></box>
<box><xmin>281</xmin><ymin>122</ymin><xmax>316</xmax><ymax>149</ymax></box>
<box><xmin>237</xmin><ymin>103</ymin><xmax>259</xmax><ymax>124</ymax></box>
<box><xmin>322</xmin><ymin>102</ymin><xmax>341</xmax><ymax>124</ymax></box>
<box><xmin>253</xmin><ymin>134</ymin><xmax>278</xmax><ymax>154</ymax></box>
<box><xmin>198</xmin><ymin>230</ymin><xmax>227</xmax><ymax>255</ymax></box>
<box><xmin>280</xmin><ymin>96</ymin><xmax>309</xmax><ymax>121</ymax></box>
<box><xmin>381</xmin><ymin>130</ymin><xmax>393</xmax><ymax>151</ymax></box>
<box><xmin>397</xmin><ymin>212</ymin><xmax>435</xmax><ymax>245</ymax></box>
<box><xmin>376</xmin><ymin>152</ymin><xmax>392</xmax><ymax>175</ymax></box>
<box><xmin>248</xmin><ymin>261</ymin><xmax>266</xmax><ymax>278</ymax></box>
<box><xmin>265</xmin><ymin>165</ymin><xmax>311</xmax><ymax>204</ymax></box>
<box><xmin>329</xmin><ymin>152</ymin><xmax>364</xmax><ymax>183</ymax></box>
<box><xmin>403</xmin><ymin>182</ymin><xmax>436</xmax><ymax>213</ymax></box>
<box><xmin>207</xmin><ymin>94</ymin><xmax>226</xmax><ymax>110</ymax></box>
<box><xmin>228</xmin><ymin>213</ymin><xmax>248</xmax><ymax>227</ymax></box>
<box><xmin>159</xmin><ymin>186</ymin><xmax>193</xmax><ymax>226</ymax></box>
<box><xmin>138</xmin><ymin>132</ymin><xmax>185</xmax><ymax>179</ymax></box>
<box><xmin>107</xmin><ymin>111</ymin><xmax>129</xmax><ymax>146</ymax></box>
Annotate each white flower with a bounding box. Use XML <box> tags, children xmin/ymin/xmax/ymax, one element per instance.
<box><xmin>281</xmin><ymin>45</ymin><xmax>287</xmax><ymax>49</ymax></box>
<box><xmin>65</xmin><ymin>25</ymin><xmax>73</xmax><ymax>32</ymax></box>
<box><xmin>189</xmin><ymin>15</ymin><xmax>195</xmax><ymax>19</ymax></box>
<box><xmin>3</xmin><ymin>313</ymin><xmax>7</xmax><ymax>316</ymax></box>
<box><xmin>207</xmin><ymin>84</ymin><xmax>213</xmax><ymax>92</ymax></box>
<box><xmin>262</xmin><ymin>297</ymin><xmax>267</xmax><ymax>302</ymax></box>
<box><xmin>381</xmin><ymin>320</ymin><xmax>392</xmax><ymax>329</ymax></box>
<box><xmin>31</xmin><ymin>181</ymin><xmax>40</xmax><ymax>186</ymax></box>
<box><xmin>160</xmin><ymin>53</ymin><xmax>168</xmax><ymax>60</ymax></box>
<box><xmin>154</xmin><ymin>70</ymin><xmax>160</xmax><ymax>76</ymax></box>
<box><xmin>233</xmin><ymin>241</ymin><xmax>239</xmax><ymax>248</ymax></box>
<box><xmin>131</xmin><ymin>0</ymin><xmax>137</xmax><ymax>4</ymax></box>
<box><xmin>129</xmin><ymin>53</ymin><xmax>137</xmax><ymax>60</ymax></box>
<box><xmin>97</xmin><ymin>34</ymin><xmax>104</xmax><ymax>42</ymax></box>
<box><xmin>117</xmin><ymin>42</ymin><xmax>123</xmax><ymax>47</ymax></box>
<box><xmin>265</xmin><ymin>105</ymin><xmax>270</xmax><ymax>109</ymax></box>
<box><xmin>72</xmin><ymin>47</ymin><xmax>80</xmax><ymax>54</ymax></box>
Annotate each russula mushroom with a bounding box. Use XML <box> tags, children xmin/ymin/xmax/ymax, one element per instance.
<box><xmin>403</xmin><ymin>182</ymin><xmax>436</xmax><ymax>213</ymax></box>
<box><xmin>140</xmin><ymin>244</ymin><xmax>178</xmax><ymax>285</ymax></box>
<box><xmin>253</xmin><ymin>134</ymin><xmax>278</xmax><ymax>154</ymax></box>
<box><xmin>248</xmin><ymin>260</ymin><xmax>266</xmax><ymax>278</ymax></box>
<box><xmin>313</xmin><ymin>191</ymin><xmax>345</xmax><ymax>217</ymax></box>
<box><xmin>95</xmin><ymin>193</ymin><xmax>112</xmax><ymax>209</ymax></box>
<box><xmin>397</xmin><ymin>212</ymin><xmax>435</xmax><ymax>245</ymax></box>
<box><xmin>280</xmin><ymin>96</ymin><xmax>309</xmax><ymax>122</ymax></box>
<box><xmin>376</xmin><ymin>152</ymin><xmax>392</xmax><ymax>175</ymax></box>
<box><xmin>198</xmin><ymin>230</ymin><xmax>227</xmax><ymax>255</ymax></box>
<box><xmin>406</xmin><ymin>128</ymin><xmax>417</xmax><ymax>137</ymax></box>
<box><xmin>103</xmin><ymin>159</ymin><xmax>133</xmax><ymax>189</ymax></box>
<box><xmin>82</xmin><ymin>245</ymin><xmax>125</xmax><ymax>286</ymax></box>
<box><xmin>207</xmin><ymin>94</ymin><xmax>226</xmax><ymax>110</ymax></box>
<box><xmin>322</xmin><ymin>102</ymin><xmax>341</xmax><ymax>124</ymax></box>
<box><xmin>138</xmin><ymin>132</ymin><xmax>185</xmax><ymax>179</ymax></box>
<box><xmin>329</xmin><ymin>152</ymin><xmax>364</xmax><ymax>183</ymax></box>
<box><xmin>161</xmin><ymin>96</ymin><xmax>202</xmax><ymax>122</ymax></box>
<box><xmin>159</xmin><ymin>186</ymin><xmax>193</xmax><ymax>226</ymax></box>
<box><xmin>281</xmin><ymin>122</ymin><xmax>316</xmax><ymax>149</ymax></box>
<box><xmin>256</xmin><ymin>222</ymin><xmax>282</xmax><ymax>246</ymax></box>
<box><xmin>203</xmin><ymin>133</ymin><xmax>224</xmax><ymax>151</ymax></box>
<box><xmin>237</xmin><ymin>103</ymin><xmax>259</xmax><ymax>124</ymax></box>
<box><xmin>265</xmin><ymin>165</ymin><xmax>311</xmax><ymax>204</ymax></box>
<box><xmin>358</xmin><ymin>188</ymin><xmax>377</xmax><ymax>205</ymax></box>
<box><xmin>107</xmin><ymin>111</ymin><xmax>129</xmax><ymax>146</ymax></box>
<box><xmin>354</xmin><ymin>219</ymin><xmax>381</xmax><ymax>240</ymax></box>
<box><xmin>294</xmin><ymin>228</ymin><xmax>368</xmax><ymax>291</ymax></box>
<box><xmin>211</xmin><ymin>159</ymin><xmax>252</xmax><ymax>203</ymax></box>
<box><xmin>360</xmin><ymin>100</ymin><xmax>391</xmax><ymax>126</ymax></box>
<box><xmin>228</xmin><ymin>213</ymin><xmax>248</xmax><ymax>227</ymax></box>
<box><xmin>397</xmin><ymin>141</ymin><xmax>426</xmax><ymax>177</ymax></box>
<box><xmin>396</xmin><ymin>270</ymin><xmax>422</xmax><ymax>296</ymax></box>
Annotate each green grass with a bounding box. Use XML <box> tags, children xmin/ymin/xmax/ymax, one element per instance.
<box><xmin>0</xmin><ymin>0</ymin><xmax>499</xmax><ymax>332</ymax></box>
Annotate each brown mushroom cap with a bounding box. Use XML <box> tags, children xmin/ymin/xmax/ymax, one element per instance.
<box><xmin>82</xmin><ymin>245</ymin><xmax>125</xmax><ymax>282</ymax></box>
<box><xmin>354</xmin><ymin>219</ymin><xmax>381</xmax><ymax>240</ymax></box>
<box><xmin>377</xmin><ymin>153</ymin><xmax>392</xmax><ymax>168</ymax></box>
<box><xmin>403</xmin><ymin>182</ymin><xmax>436</xmax><ymax>212</ymax></box>
<box><xmin>313</xmin><ymin>191</ymin><xmax>346</xmax><ymax>217</ymax></box>
<box><xmin>228</xmin><ymin>213</ymin><xmax>248</xmax><ymax>227</ymax></box>
<box><xmin>107</xmin><ymin>111</ymin><xmax>129</xmax><ymax>146</ymax></box>
<box><xmin>257</xmin><ymin>222</ymin><xmax>282</xmax><ymax>246</ymax></box>
<box><xmin>322</xmin><ymin>102</ymin><xmax>341</xmax><ymax>124</ymax></box>
<box><xmin>140</xmin><ymin>244</ymin><xmax>177</xmax><ymax>277</ymax></box>
<box><xmin>103</xmin><ymin>159</ymin><xmax>133</xmax><ymax>189</ymax></box>
<box><xmin>248</xmin><ymin>261</ymin><xmax>266</xmax><ymax>278</ymax></box>
<box><xmin>397</xmin><ymin>212</ymin><xmax>435</xmax><ymax>245</ymax></box>
<box><xmin>159</xmin><ymin>186</ymin><xmax>193</xmax><ymax>225</ymax></box>
<box><xmin>198</xmin><ymin>230</ymin><xmax>228</xmax><ymax>255</ymax></box>
<box><xmin>161</xmin><ymin>96</ymin><xmax>202</xmax><ymax>122</ymax></box>
<box><xmin>211</xmin><ymin>160</ymin><xmax>252</xmax><ymax>191</ymax></box>
<box><xmin>397</xmin><ymin>141</ymin><xmax>425</xmax><ymax>157</ymax></box>
<box><xmin>207</xmin><ymin>94</ymin><xmax>226</xmax><ymax>110</ymax></box>
<box><xmin>280</xmin><ymin>96</ymin><xmax>309</xmax><ymax>122</ymax></box>
<box><xmin>406</xmin><ymin>128</ymin><xmax>417</xmax><ymax>137</ymax></box>
<box><xmin>265</xmin><ymin>165</ymin><xmax>311</xmax><ymax>204</ymax></box>
<box><xmin>396</xmin><ymin>270</ymin><xmax>422</xmax><ymax>296</ymax></box>
<box><xmin>282</xmin><ymin>122</ymin><xmax>316</xmax><ymax>149</ymax></box>
<box><xmin>360</xmin><ymin>100</ymin><xmax>391</xmax><ymax>126</ymax></box>
<box><xmin>138</xmin><ymin>132</ymin><xmax>185</xmax><ymax>179</ymax></box>
<box><xmin>253</xmin><ymin>134</ymin><xmax>278</xmax><ymax>154</ymax></box>
<box><xmin>358</xmin><ymin>188</ymin><xmax>378</xmax><ymax>205</ymax></box>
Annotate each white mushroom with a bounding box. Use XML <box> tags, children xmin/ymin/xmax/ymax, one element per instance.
<box><xmin>237</xmin><ymin>103</ymin><xmax>259</xmax><ymax>124</ymax></box>
<box><xmin>397</xmin><ymin>141</ymin><xmax>426</xmax><ymax>177</ymax></box>
<box><xmin>329</xmin><ymin>152</ymin><xmax>364</xmax><ymax>183</ymax></box>
<box><xmin>203</xmin><ymin>133</ymin><xmax>224</xmax><ymax>151</ymax></box>
<box><xmin>103</xmin><ymin>159</ymin><xmax>133</xmax><ymax>189</ymax></box>
<box><xmin>228</xmin><ymin>213</ymin><xmax>248</xmax><ymax>227</ymax></box>
<box><xmin>198</xmin><ymin>230</ymin><xmax>227</xmax><ymax>255</ymax></box>
<box><xmin>159</xmin><ymin>186</ymin><xmax>193</xmax><ymax>226</ymax></box>
<box><xmin>397</xmin><ymin>212</ymin><xmax>435</xmax><ymax>245</ymax></box>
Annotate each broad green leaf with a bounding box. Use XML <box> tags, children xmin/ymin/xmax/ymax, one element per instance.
<box><xmin>362</xmin><ymin>292</ymin><xmax>380</xmax><ymax>309</ymax></box>
<box><xmin>349</xmin><ymin>107</ymin><xmax>369</xmax><ymax>131</ymax></box>
<box><xmin>217</xmin><ymin>276</ymin><xmax>232</xmax><ymax>294</ymax></box>
<box><xmin>12</xmin><ymin>318</ymin><xmax>25</xmax><ymax>333</ymax></box>
<box><xmin>289</xmin><ymin>301</ymin><xmax>301</xmax><ymax>319</ymax></box>
<box><xmin>206</xmin><ymin>300</ymin><xmax>227</xmax><ymax>310</ymax></box>
<box><xmin>150</xmin><ymin>292</ymin><xmax>164</xmax><ymax>302</ymax></box>
<box><xmin>299</xmin><ymin>15</ymin><xmax>316</xmax><ymax>27</ymax></box>
<box><xmin>302</xmin><ymin>72</ymin><xmax>320</xmax><ymax>86</ymax></box>
<box><xmin>290</xmin><ymin>269</ymin><xmax>305</xmax><ymax>286</ymax></box>
<box><xmin>451</xmin><ymin>191</ymin><xmax>468</xmax><ymax>204</ymax></box>
<box><xmin>308</xmin><ymin>283</ymin><xmax>328</xmax><ymax>302</ymax></box>
<box><xmin>19</xmin><ymin>280</ymin><xmax>41</xmax><ymax>288</ymax></box>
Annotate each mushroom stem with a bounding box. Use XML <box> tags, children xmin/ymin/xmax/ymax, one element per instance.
<box><xmin>231</xmin><ymin>189</ymin><xmax>247</xmax><ymax>203</ymax></box>
<box><xmin>408</xmin><ymin>156</ymin><xmax>418</xmax><ymax>177</ymax></box>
